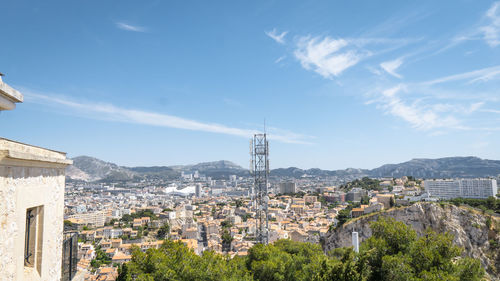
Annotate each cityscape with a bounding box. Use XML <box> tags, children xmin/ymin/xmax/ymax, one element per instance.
<box><xmin>2</xmin><ymin>1</ymin><xmax>500</xmax><ymax>281</ymax></box>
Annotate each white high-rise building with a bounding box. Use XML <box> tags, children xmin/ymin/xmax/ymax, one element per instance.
<box><xmin>424</xmin><ymin>178</ymin><xmax>498</xmax><ymax>200</ymax></box>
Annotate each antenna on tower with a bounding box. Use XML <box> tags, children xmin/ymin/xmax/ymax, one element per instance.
<box><xmin>250</xmin><ymin>132</ymin><xmax>270</xmax><ymax>245</ymax></box>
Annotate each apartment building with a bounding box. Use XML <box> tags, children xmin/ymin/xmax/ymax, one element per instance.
<box><xmin>424</xmin><ymin>178</ymin><xmax>498</xmax><ymax>199</ymax></box>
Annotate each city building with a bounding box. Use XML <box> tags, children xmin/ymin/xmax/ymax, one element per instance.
<box><xmin>279</xmin><ymin>182</ymin><xmax>297</xmax><ymax>194</ymax></box>
<box><xmin>424</xmin><ymin>179</ymin><xmax>498</xmax><ymax>200</ymax></box>
<box><xmin>346</xmin><ymin>188</ymin><xmax>365</xmax><ymax>202</ymax></box>
<box><xmin>195</xmin><ymin>183</ymin><xmax>202</xmax><ymax>198</ymax></box>
<box><xmin>68</xmin><ymin>210</ymin><xmax>107</xmax><ymax>228</ymax></box>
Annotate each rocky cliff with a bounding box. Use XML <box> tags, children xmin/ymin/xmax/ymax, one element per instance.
<box><xmin>323</xmin><ymin>202</ymin><xmax>500</xmax><ymax>279</ymax></box>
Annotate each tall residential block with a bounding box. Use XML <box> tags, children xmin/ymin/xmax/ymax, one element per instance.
<box><xmin>424</xmin><ymin>178</ymin><xmax>498</xmax><ymax>200</ymax></box>
<box><xmin>279</xmin><ymin>182</ymin><xmax>297</xmax><ymax>194</ymax></box>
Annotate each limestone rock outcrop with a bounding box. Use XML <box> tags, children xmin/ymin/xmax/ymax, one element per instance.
<box><xmin>323</xmin><ymin>202</ymin><xmax>500</xmax><ymax>279</ymax></box>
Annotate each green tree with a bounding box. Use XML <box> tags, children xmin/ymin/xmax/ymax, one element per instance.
<box><xmin>156</xmin><ymin>223</ymin><xmax>170</xmax><ymax>239</ymax></box>
<box><xmin>116</xmin><ymin>216</ymin><xmax>485</xmax><ymax>281</ymax></box>
<box><xmin>336</xmin><ymin>208</ymin><xmax>352</xmax><ymax>227</ymax></box>
<box><xmin>235</xmin><ymin>199</ymin><xmax>244</xmax><ymax>208</ymax></box>
<box><xmin>117</xmin><ymin>241</ymin><xmax>252</xmax><ymax>281</ymax></box>
<box><xmin>222</xmin><ymin>229</ymin><xmax>233</xmax><ymax>252</ymax></box>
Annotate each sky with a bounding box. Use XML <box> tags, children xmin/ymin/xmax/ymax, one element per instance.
<box><xmin>1</xmin><ymin>0</ymin><xmax>500</xmax><ymax>170</ymax></box>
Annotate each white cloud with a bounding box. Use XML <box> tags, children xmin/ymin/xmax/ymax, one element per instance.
<box><xmin>422</xmin><ymin>65</ymin><xmax>500</xmax><ymax>85</ymax></box>
<box><xmin>25</xmin><ymin>92</ymin><xmax>312</xmax><ymax>144</ymax></box>
<box><xmin>115</xmin><ymin>22</ymin><xmax>147</xmax><ymax>32</ymax></box>
<box><xmin>480</xmin><ymin>1</ymin><xmax>500</xmax><ymax>47</ymax></box>
<box><xmin>431</xmin><ymin>102</ymin><xmax>484</xmax><ymax>114</ymax></box>
<box><xmin>294</xmin><ymin>36</ymin><xmax>365</xmax><ymax>78</ymax></box>
<box><xmin>437</xmin><ymin>2</ymin><xmax>500</xmax><ymax>52</ymax></box>
<box><xmin>482</xmin><ymin>108</ymin><xmax>500</xmax><ymax>114</ymax></box>
<box><xmin>275</xmin><ymin>56</ymin><xmax>286</xmax><ymax>64</ymax></box>
<box><xmin>380</xmin><ymin>58</ymin><xmax>403</xmax><ymax>78</ymax></box>
<box><xmin>376</xmin><ymin>85</ymin><xmax>460</xmax><ymax>130</ymax></box>
<box><xmin>265</xmin><ymin>29</ymin><xmax>288</xmax><ymax>44</ymax></box>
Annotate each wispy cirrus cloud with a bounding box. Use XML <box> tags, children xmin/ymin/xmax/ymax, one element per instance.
<box><xmin>115</xmin><ymin>22</ymin><xmax>147</xmax><ymax>32</ymax></box>
<box><xmin>441</xmin><ymin>1</ymin><xmax>500</xmax><ymax>50</ymax></box>
<box><xmin>480</xmin><ymin>1</ymin><xmax>500</xmax><ymax>47</ymax></box>
<box><xmin>380</xmin><ymin>58</ymin><xmax>403</xmax><ymax>78</ymax></box>
<box><xmin>294</xmin><ymin>36</ymin><xmax>367</xmax><ymax>78</ymax></box>
<box><xmin>373</xmin><ymin>84</ymin><xmax>461</xmax><ymax>130</ymax></box>
<box><xmin>422</xmin><ymin>65</ymin><xmax>500</xmax><ymax>86</ymax></box>
<box><xmin>482</xmin><ymin>108</ymin><xmax>500</xmax><ymax>114</ymax></box>
<box><xmin>275</xmin><ymin>55</ymin><xmax>286</xmax><ymax>64</ymax></box>
<box><xmin>24</xmin><ymin>91</ymin><xmax>312</xmax><ymax>144</ymax></box>
<box><xmin>291</xmin><ymin>35</ymin><xmax>417</xmax><ymax>79</ymax></box>
<box><xmin>265</xmin><ymin>28</ymin><xmax>288</xmax><ymax>44</ymax></box>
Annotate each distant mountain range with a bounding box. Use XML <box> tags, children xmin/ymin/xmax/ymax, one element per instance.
<box><xmin>66</xmin><ymin>156</ymin><xmax>248</xmax><ymax>182</ymax></box>
<box><xmin>66</xmin><ymin>156</ymin><xmax>500</xmax><ymax>182</ymax></box>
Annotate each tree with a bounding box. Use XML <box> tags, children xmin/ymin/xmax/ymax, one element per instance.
<box><xmin>117</xmin><ymin>241</ymin><xmax>252</xmax><ymax>281</ymax></box>
<box><xmin>360</xmin><ymin>196</ymin><xmax>370</xmax><ymax>205</ymax></box>
<box><xmin>336</xmin><ymin>208</ymin><xmax>352</xmax><ymax>226</ymax></box>
<box><xmin>361</xmin><ymin>217</ymin><xmax>484</xmax><ymax>281</ymax></box>
<box><xmin>116</xmin><ymin>216</ymin><xmax>485</xmax><ymax>281</ymax></box>
<box><xmin>235</xmin><ymin>199</ymin><xmax>244</xmax><ymax>208</ymax></box>
<box><xmin>222</xmin><ymin>229</ymin><xmax>233</xmax><ymax>252</ymax></box>
<box><xmin>91</xmin><ymin>246</ymin><xmax>111</xmax><ymax>269</ymax></box>
<box><xmin>157</xmin><ymin>223</ymin><xmax>170</xmax><ymax>239</ymax></box>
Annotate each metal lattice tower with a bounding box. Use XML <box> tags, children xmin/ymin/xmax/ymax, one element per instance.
<box><xmin>250</xmin><ymin>133</ymin><xmax>270</xmax><ymax>245</ymax></box>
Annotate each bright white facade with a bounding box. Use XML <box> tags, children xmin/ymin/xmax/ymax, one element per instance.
<box><xmin>0</xmin><ymin>78</ymin><xmax>72</xmax><ymax>280</ymax></box>
<box><xmin>424</xmin><ymin>178</ymin><xmax>498</xmax><ymax>200</ymax></box>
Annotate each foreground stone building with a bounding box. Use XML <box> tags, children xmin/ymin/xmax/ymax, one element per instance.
<box><xmin>0</xmin><ymin>76</ymin><xmax>72</xmax><ymax>280</ymax></box>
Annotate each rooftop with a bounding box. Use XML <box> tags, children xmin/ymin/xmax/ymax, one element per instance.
<box><xmin>0</xmin><ymin>77</ymin><xmax>23</xmax><ymax>110</ymax></box>
<box><xmin>0</xmin><ymin>138</ymin><xmax>72</xmax><ymax>166</ymax></box>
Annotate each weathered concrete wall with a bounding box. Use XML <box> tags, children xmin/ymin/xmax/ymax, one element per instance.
<box><xmin>0</xmin><ymin>139</ymin><xmax>71</xmax><ymax>281</ymax></box>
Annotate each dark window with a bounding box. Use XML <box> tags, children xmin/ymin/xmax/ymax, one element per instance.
<box><xmin>24</xmin><ymin>206</ymin><xmax>44</xmax><ymax>275</ymax></box>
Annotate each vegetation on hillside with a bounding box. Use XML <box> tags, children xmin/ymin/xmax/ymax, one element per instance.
<box><xmin>90</xmin><ymin>246</ymin><xmax>111</xmax><ymax>269</ymax></box>
<box><xmin>340</xmin><ymin>177</ymin><xmax>382</xmax><ymax>191</ymax></box>
<box><xmin>117</xmin><ymin>217</ymin><xmax>484</xmax><ymax>281</ymax></box>
<box><xmin>446</xmin><ymin>196</ymin><xmax>500</xmax><ymax>215</ymax></box>
<box><xmin>121</xmin><ymin>210</ymin><xmax>158</xmax><ymax>222</ymax></box>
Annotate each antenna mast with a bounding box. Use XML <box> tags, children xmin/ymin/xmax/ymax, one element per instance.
<box><xmin>251</xmin><ymin>132</ymin><xmax>270</xmax><ymax>245</ymax></box>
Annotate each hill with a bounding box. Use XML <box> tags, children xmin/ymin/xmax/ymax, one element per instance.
<box><xmin>271</xmin><ymin>157</ymin><xmax>500</xmax><ymax>179</ymax></box>
<box><xmin>66</xmin><ymin>156</ymin><xmax>500</xmax><ymax>182</ymax></box>
<box><xmin>66</xmin><ymin>157</ymin><xmax>247</xmax><ymax>182</ymax></box>
<box><xmin>67</xmin><ymin>156</ymin><xmax>136</xmax><ymax>182</ymax></box>
<box><xmin>369</xmin><ymin>156</ymin><xmax>500</xmax><ymax>178</ymax></box>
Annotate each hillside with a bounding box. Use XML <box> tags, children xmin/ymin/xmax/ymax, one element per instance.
<box><xmin>270</xmin><ymin>157</ymin><xmax>500</xmax><ymax>179</ymax></box>
<box><xmin>66</xmin><ymin>156</ymin><xmax>247</xmax><ymax>182</ymax></box>
<box><xmin>370</xmin><ymin>156</ymin><xmax>500</xmax><ymax>178</ymax></box>
<box><xmin>66</xmin><ymin>155</ymin><xmax>500</xmax><ymax>182</ymax></box>
<box><xmin>324</xmin><ymin>202</ymin><xmax>500</xmax><ymax>279</ymax></box>
<box><xmin>67</xmin><ymin>156</ymin><xmax>136</xmax><ymax>182</ymax></box>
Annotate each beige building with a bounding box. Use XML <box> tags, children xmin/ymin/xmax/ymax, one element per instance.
<box><xmin>0</xmin><ymin>77</ymin><xmax>72</xmax><ymax>280</ymax></box>
<box><xmin>375</xmin><ymin>194</ymin><xmax>394</xmax><ymax>209</ymax></box>
<box><xmin>68</xmin><ymin>210</ymin><xmax>106</xmax><ymax>228</ymax></box>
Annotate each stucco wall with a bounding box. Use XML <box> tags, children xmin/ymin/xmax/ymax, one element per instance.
<box><xmin>0</xmin><ymin>139</ymin><xmax>71</xmax><ymax>281</ymax></box>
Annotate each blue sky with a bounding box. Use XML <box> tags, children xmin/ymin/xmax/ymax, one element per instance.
<box><xmin>1</xmin><ymin>0</ymin><xmax>500</xmax><ymax>170</ymax></box>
